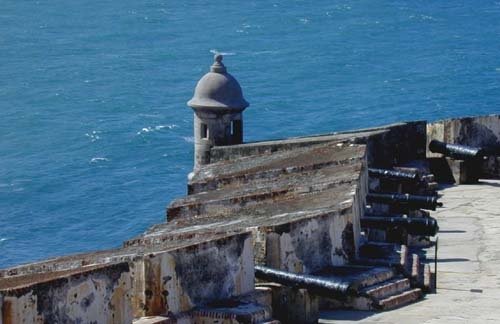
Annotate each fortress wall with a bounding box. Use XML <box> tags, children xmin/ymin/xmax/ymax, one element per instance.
<box><xmin>177</xmin><ymin>142</ymin><xmax>369</xmax><ymax>275</ymax></box>
<box><xmin>254</xmin><ymin>172</ymin><xmax>366</xmax><ymax>274</ymax></box>
<box><xmin>0</xmin><ymin>233</ymin><xmax>255</xmax><ymax>322</ymax></box>
<box><xmin>171</xmin><ymin>174</ymin><xmax>360</xmax><ymax>221</ymax></box>
<box><xmin>352</xmin><ymin>156</ymin><xmax>368</xmax><ymax>258</ymax></box>
<box><xmin>359</xmin><ymin>121</ymin><xmax>427</xmax><ymax>168</ymax></box>
<box><xmin>136</xmin><ymin>232</ymin><xmax>254</xmax><ymax>317</ymax></box>
<box><xmin>0</xmin><ymin>249</ymin><xmax>135</xmax><ymax>280</ymax></box>
<box><xmin>208</xmin><ymin>127</ymin><xmax>395</xmax><ymax>164</ymax></box>
<box><xmin>427</xmin><ymin>114</ymin><xmax>500</xmax><ymax>155</ymax></box>
<box><xmin>427</xmin><ymin>114</ymin><xmax>500</xmax><ymax>178</ymax></box>
<box><xmin>0</xmin><ymin>263</ymin><xmax>134</xmax><ymax>324</ymax></box>
<box><xmin>257</xmin><ymin>208</ymin><xmax>356</xmax><ymax>274</ymax></box>
<box><xmin>209</xmin><ymin>121</ymin><xmax>427</xmax><ymax>169</ymax></box>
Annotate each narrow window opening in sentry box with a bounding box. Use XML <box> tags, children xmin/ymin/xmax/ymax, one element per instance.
<box><xmin>201</xmin><ymin>123</ymin><xmax>208</xmax><ymax>139</ymax></box>
<box><xmin>233</xmin><ymin>120</ymin><xmax>242</xmax><ymax>137</ymax></box>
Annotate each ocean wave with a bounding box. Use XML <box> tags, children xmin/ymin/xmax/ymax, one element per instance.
<box><xmin>248</xmin><ymin>50</ymin><xmax>279</xmax><ymax>56</ymax></box>
<box><xmin>90</xmin><ymin>157</ymin><xmax>110</xmax><ymax>164</ymax></box>
<box><xmin>138</xmin><ymin>113</ymin><xmax>161</xmax><ymax>118</ymax></box>
<box><xmin>136</xmin><ymin>124</ymin><xmax>179</xmax><ymax>135</ymax></box>
<box><xmin>234</xmin><ymin>23</ymin><xmax>262</xmax><ymax>34</ymax></box>
<box><xmin>210</xmin><ymin>49</ymin><xmax>236</xmax><ymax>56</ymax></box>
<box><xmin>182</xmin><ymin>136</ymin><xmax>195</xmax><ymax>143</ymax></box>
<box><xmin>409</xmin><ymin>14</ymin><xmax>436</xmax><ymax>22</ymax></box>
<box><xmin>0</xmin><ymin>238</ymin><xmax>7</xmax><ymax>243</ymax></box>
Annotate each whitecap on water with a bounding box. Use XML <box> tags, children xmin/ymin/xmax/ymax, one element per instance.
<box><xmin>137</xmin><ymin>127</ymin><xmax>153</xmax><ymax>135</ymax></box>
<box><xmin>210</xmin><ymin>49</ymin><xmax>236</xmax><ymax>56</ymax></box>
<box><xmin>182</xmin><ymin>136</ymin><xmax>195</xmax><ymax>143</ymax></box>
<box><xmin>138</xmin><ymin>113</ymin><xmax>161</xmax><ymax>118</ymax></box>
<box><xmin>0</xmin><ymin>238</ymin><xmax>7</xmax><ymax>243</ymax></box>
<box><xmin>90</xmin><ymin>157</ymin><xmax>110</xmax><ymax>164</ymax></box>
<box><xmin>409</xmin><ymin>14</ymin><xmax>436</xmax><ymax>22</ymax></box>
<box><xmin>249</xmin><ymin>50</ymin><xmax>279</xmax><ymax>56</ymax></box>
<box><xmin>136</xmin><ymin>124</ymin><xmax>178</xmax><ymax>135</ymax></box>
<box><xmin>155</xmin><ymin>124</ymin><xmax>178</xmax><ymax>130</ymax></box>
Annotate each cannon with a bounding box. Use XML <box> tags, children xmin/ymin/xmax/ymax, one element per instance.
<box><xmin>429</xmin><ymin>140</ymin><xmax>487</xmax><ymax>160</ymax></box>
<box><xmin>368</xmin><ymin>168</ymin><xmax>419</xmax><ymax>182</ymax></box>
<box><xmin>361</xmin><ymin>216</ymin><xmax>439</xmax><ymax>236</ymax></box>
<box><xmin>367</xmin><ymin>193</ymin><xmax>442</xmax><ymax>210</ymax></box>
<box><xmin>254</xmin><ymin>265</ymin><xmax>355</xmax><ymax>299</ymax></box>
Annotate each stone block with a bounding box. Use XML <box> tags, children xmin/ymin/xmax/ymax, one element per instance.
<box><xmin>259</xmin><ymin>283</ymin><xmax>319</xmax><ymax>324</ymax></box>
<box><xmin>446</xmin><ymin>158</ymin><xmax>480</xmax><ymax>184</ymax></box>
<box><xmin>191</xmin><ymin>302</ymin><xmax>272</xmax><ymax>324</ymax></box>
<box><xmin>411</xmin><ymin>254</ymin><xmax>421</xmax><ymax>284</ymax></box>
<box><xmin>423</xmin><ymin>264</ymin><xmax>432</xmax><ymax>292</ymax></box>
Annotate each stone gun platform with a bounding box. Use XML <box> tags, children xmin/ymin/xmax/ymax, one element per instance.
<box><xmin>321</xmin><ymin>179</ymin><xmax>500</xmax><ymax>324</ymax></box>
<box><xmin>127</xmin><ymin>140</ymin><xmax>368</xmax><ymax>273</ymax></box>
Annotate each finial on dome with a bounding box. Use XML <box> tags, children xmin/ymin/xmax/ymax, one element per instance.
<box><xmin>210</xmin><ymin>54</ymin><xmax>227</xmax><ymax>73</ymax></box>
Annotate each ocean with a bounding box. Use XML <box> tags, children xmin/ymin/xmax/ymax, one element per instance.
<box><xmin>1</xmin><ymin>0</ymin><xmax>499</xmax><ymax>268</ymax></box>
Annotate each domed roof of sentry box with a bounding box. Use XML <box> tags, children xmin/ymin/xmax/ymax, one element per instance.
<box><xmin>188</xmin><ymin>54</ymin><xmax>249</xmax><ymax>112</ymax></box>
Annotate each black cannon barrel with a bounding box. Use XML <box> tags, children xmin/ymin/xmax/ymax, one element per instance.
<box><xmin>254</xmin><ymin>265</ymin><xmax>355</xmax><ymax>299</ymax></box>
<box><xmin>361</xmin><ymin>216</ymin><xmax>439</xmax><ymax>236</ymax></box>
<box><xmin>368</xmin><ymin>168</ymin><xmax>419</xmax><ymax>181</ymax></box>
<box><xmin>429</xmin><ymin>140</ymin><xmax>486</xmax><ymax>160</ymax></box>
<box><xmin>367</xmin><ymin>193</ymin><xmax>443</xmax><ymax>210</ymax></box>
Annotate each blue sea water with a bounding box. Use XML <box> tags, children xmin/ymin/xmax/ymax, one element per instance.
<box><xmin>1</xmin><ymin>0</ymin><xmax>499</xmax><ymax>268</ymax></box>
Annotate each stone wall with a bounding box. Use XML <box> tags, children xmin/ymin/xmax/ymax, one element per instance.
<box><xmin>359</xmin><ymin>121</ymin><xmax>427</xmax><ymax>168</ymax></box>
<box><xmin>136</xmin><ymin>233</ymin><xmax>254</xmax><ymax>317</ymax></box>
<box><xmin>427</xmin><ymin>114</ymin><xmax>500</xmax><ymax>178</ymax></box>
<box><xmin>427</xmin><ymin>114</ymin><xmax>500</xmax><ymax>153</ymax></box>
<box><xmin>1</xmin><ymin>263</ymin><xmax>134</xmax><ymax>324</ymax></box>
<box><xmin>260</xmin><ymin>209</ymin><xmax>356</xmax><ymax>274</ymax></box>
<box><xmin>0</xmin><ymin>233</ymin><xmax>254</xmax><ymax>323</ymax></box>
<box><xmin>210</xmin><ymin>121</ymin><xmax>427</xmax><ymax>169</ymax></box>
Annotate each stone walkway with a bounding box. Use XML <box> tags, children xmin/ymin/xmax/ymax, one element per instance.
<box><xmin>320</xmin><ymin>180</ymin><xmax>500</xmax><ymax>324</ymax></box>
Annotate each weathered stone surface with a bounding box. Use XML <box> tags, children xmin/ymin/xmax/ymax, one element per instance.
<box><xmin>139</xmin><ymin>233</ymin><xmax>255</xmax><ymax>316</ymax></box>
<box><xmin>170</xmin><ymin>162</ymin><xmax>362</xmax><ymax>220</ymax></box>
<box><xmin>427</xmin><ymin>115</ymin><xmax>500</xmax><ymax>179</ymax></box>
<box><xmin>209</xmin><ymin>121</ymin><xmax>427</xmax><ymax>168</ymax></box>
<box><xmin>258</xmin><ymin>283</ymin><xmax>319</xmax><ymax>324</ymax></box>
<box><xmin>189</xmin><ymin>141</ymin><xmax>365</xmax><ymax>194</ymax></box>
<box><xmin>126</xmin><ymin>141</ymin><xmax>368</xmax><ymax>273</ymax></box>
<box><xmin>427</xmin><ymin>114</ymin><xmax>500</xmax><ymax>159</ymax></box>
<box><xmin>1</xmin><ymin>262</ymin><xmax>134</xmax><ymax>324</ymax></box>
<box><xmin>0</xmin><ymin>232</ymin><xmax>254</xmax><ymax>322</ymax></box>
<box><xmin>209</xmin><ymin>130</ymin><xmax>385</xmax><ymax>163</ymax></box>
